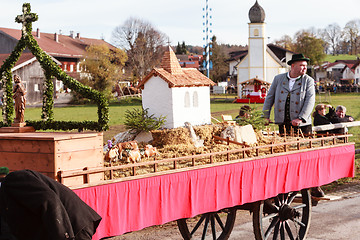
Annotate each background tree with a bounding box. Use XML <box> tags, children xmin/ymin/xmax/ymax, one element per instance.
<box><xmin>293</xmin><ymin>30</ymin><xmax>326</xmax><ymax>66</ymax></box>
<box><xmin>175</xmin><ymin>41</ymin><xmax>187</xmax><ymax>54</ymax></box>
<box><xmin>112</xmin><ymin>17</ymin><xmax>168</xmax><ymax>83</ymax></box>
<box><xmin>176</xmin><ymin>42</ymin><xmax>182</xmax><ymax>54</ymax></box>
<box><xmin>337</xmin><ymin>40</ymin><xmax>352</xmax><ymax>54</ymax></box>
<box><xmin>273</xmin><ymin>35</ymin><xmax>295</xmax><ymax>51</ymax></box>
<box><xmin>209</xmin><ymin>36</ymin><xmax>228</xmax><ymax>82</ymax></box>
<box><xmin>181</xmin><ymin>41</ymin><xmax>187</xmax><ymax>54</ymax></box>
<box><xmin>80</xmin><ymin>44</ymin><xmax>127</xmax><ymax>98</ymax></box>
<box><xmin>343</xmin><ymin>19</ymin><xmax>360</xmax><ymax>55</ymax></box>
<box><xmin>322</xmin><ymin>23</ymin><xmax>343</xmax><ymax>55</ymax></box>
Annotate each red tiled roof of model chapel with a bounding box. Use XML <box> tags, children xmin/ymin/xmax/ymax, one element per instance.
<box><xmin>138</xmin><ymin>46</ymin><xmax>215</xmax><ymax>88</ymax></box>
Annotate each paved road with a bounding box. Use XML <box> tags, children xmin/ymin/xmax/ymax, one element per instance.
<box><xmin>228</xmin><ymin>188</ymin><xmax>360</xmax><ymax>239</ymax></box>
<box><xmin>109</xmin><ymin>184</ymin><xmax>360</xmax><ymax>240</ymax></box>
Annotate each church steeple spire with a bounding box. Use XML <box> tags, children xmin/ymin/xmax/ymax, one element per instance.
<box><xmin>247</xmin><ymin>0</ymin><xmax>267</xmax><ymax>84</ymax></box>
<box><xmin>249</xmin><ymin>0</ymin><xmax>265</xmax><ymax>23</ymax></box>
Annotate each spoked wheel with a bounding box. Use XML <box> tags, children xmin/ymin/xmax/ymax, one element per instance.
<box><xmin>253</xmin><ymin>189</ymin><xmax>311</xmax><ymax>240</ymax></box>
<box><xmin>177</xmin><ymin>207</ymin><xmax>237</xmax><ymax>240</ymax></box>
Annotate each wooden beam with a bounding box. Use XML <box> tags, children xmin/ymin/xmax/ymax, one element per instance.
<box><xmin>312</xmin><ymin>121</ymin><xmax>360</xmax><ymax>132</ymax></box>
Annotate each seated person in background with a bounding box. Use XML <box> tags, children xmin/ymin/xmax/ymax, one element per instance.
<box><xmin>0</xmin><ymin>169</ymin><xmax>102</xmax><ymax>240</ymax></box>
<box><xmin>329</xmin><ymin>105</ymin><xmax>354</xmax><ymax>134</ymax></box>
<box><xmin>235</xmin><ymin>105</ymin><xmax>251</xmax><ymax>120</ymax></box>
<box><xmin>312</xmin><ymin>104</ymin><xmax>335</xmax><ymax>135</ymax></box>
<box><xmin>329</xmin><ymin>105</ymin><xmax>354</xmax><ymax>123</ymax></box>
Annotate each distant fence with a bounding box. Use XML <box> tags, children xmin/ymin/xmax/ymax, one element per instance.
<box><xmin>320</xmin><ymin>86</ymin><xmax>359</xmax><ymax>93</ymax></box>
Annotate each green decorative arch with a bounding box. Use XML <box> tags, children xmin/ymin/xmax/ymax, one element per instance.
<box><xmin>0</xmin><ymin>3</ymin><xmax>109</xmax><ymax>131</ymax></box>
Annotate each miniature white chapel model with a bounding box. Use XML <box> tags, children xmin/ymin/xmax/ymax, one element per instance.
<box><xmin>138</xmin><ymin>47</ymin><xmax>215</xmax><ymax>129</ymax></box>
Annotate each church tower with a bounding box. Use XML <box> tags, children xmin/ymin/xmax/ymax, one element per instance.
<box><xmin>248</xmin><ymin>0</ymin><xmax>266</xmax><ymax>81</ymax></box>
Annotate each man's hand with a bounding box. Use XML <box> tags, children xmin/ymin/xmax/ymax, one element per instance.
<box><xmin>291</xmin><ymin>118</ymin><xmax>302</xmax><ymax>126</ymax></box>
<box><xmin>265</xmin><ymin>118</ymin><xmax>271</xmax><ymax>126</ymax></box>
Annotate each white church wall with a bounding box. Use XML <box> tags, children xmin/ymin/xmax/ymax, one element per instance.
<box><xmin>142</xmin><ymin>76</ymin><xmax>174</xmax><ymax>129</ymax></box>
<box><xmin>248</xmin><ymin>23</ymin><xmax>266</xmax><ymax>81</ymax></box>
<box><xmin>285</xmin><ymin>52</ymin><xmax>292</xmax><ymax>64</ymax></box>
<box><xmin>265</xmin><ymin>52</ymin><xmax>287</xmax><ymax>83</ymax></box>
<box><xmin>171</xmin><ymin>86</ymin><xmax>212</xmax><ymax>128</ymax></box>
<box><xmin>237</xmin><ymin>56</ymin><xmax>249</xmax><ymax>98</ymax></box>
<box><xmin>237</xmin><ymin>57</ymin><xmax>249</xmax><ymax>83</ymax></box>
<box><xmin>248</xmin><ymin>24</ymin><xmax>266</xmax><ymax>39</ymax></box>
<box><xmin>248</xmin><ymin>39</ymin><xmax>265</xmax><ymax>80</ymax></box>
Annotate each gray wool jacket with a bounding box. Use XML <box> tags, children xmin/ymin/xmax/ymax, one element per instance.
<box><xmin>262</xmin><ymin>73</ymin><xmax>315</xmax><ymax>126</ymax></box>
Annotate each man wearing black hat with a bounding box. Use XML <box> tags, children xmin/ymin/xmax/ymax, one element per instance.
<box><xmin>263</xmin><ymin>54</ymin><xmax>324</xmax><ymax>197</ymax></box>
<box><xmin>263</xmin><ymin>53</ymin><xmax>315</xmax><ymax>136</ymax></box>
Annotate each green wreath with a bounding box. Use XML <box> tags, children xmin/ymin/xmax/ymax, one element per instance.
<box><xmin>0</xmin><ymin>3</ymin><xmax>109</xmax><ymax>131</ymax></box>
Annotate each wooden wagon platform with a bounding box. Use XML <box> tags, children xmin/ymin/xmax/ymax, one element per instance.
<box><xmin>66</xmin><ymin>136</ymin><xmax>354</xmax><ymax>239</ymax></box>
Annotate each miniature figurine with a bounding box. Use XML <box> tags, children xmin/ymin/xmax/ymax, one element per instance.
<box><xmin>13</xmin><ymin>75</ymin><xmax>26</xmax><ymax>123</ymax></box>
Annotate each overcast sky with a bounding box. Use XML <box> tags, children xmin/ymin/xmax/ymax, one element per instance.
<box><xmin>1</xmin><ymin>0</ymin><xmax>360</xmax><ymax>47</ymax></box>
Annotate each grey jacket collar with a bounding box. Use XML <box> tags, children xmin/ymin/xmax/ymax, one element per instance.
<box><xmin>282</xmin><ymin>72</ymin><xmax>303</xmax><ymax>92</ymax></box>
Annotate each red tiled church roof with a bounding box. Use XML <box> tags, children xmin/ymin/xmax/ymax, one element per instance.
<box><xmin>138</xmin><ymin>47</ymin><xmax>215</xmax><ymax>88</ymax></box>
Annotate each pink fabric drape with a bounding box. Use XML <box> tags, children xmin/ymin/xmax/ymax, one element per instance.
<box><xmin>74</xmin><ymin>144</ymin><xmax>355</xmax><ymax>239</ymax></box>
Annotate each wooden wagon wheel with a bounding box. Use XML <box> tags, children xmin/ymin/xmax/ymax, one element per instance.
<box><xmin>177</xmin><ymin>207</ymin><xmax>237</xmax><ymax>240</ymax></box>
<box><xmin>252</xmin><ymin>189</ymin><xmax>312</xmax><ymax>240</ymax></box>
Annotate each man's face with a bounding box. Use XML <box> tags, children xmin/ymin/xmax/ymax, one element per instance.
<box><xmin>290</xmin><ymin>61</ymin><xmax>308</xmax><ymax>77</ymax></box>
<box><xmin>336</xmin><ymin>110</ymin><xmax>345</xmax><ymax>118</ymax></box>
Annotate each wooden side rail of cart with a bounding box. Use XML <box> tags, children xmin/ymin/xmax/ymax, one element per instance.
<box><xmin>59</xmin><ymin>134</ymin><xmax>350</xmax><ymax>186</ymax></box>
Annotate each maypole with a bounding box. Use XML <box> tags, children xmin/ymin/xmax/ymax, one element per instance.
<box><xmin>202</xmin><ymin>0</ymin><xmax>212</xmax><ymax>78</ymax></box>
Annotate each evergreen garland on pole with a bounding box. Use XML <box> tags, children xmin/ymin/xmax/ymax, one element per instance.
<box><xmin>0</xmin><ymin>3</ymin><xmax>109</xmax><ymax>131</ymax></box>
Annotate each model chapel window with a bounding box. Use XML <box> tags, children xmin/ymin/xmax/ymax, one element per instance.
<box><xmin>193</xmin><ymin>91</ymin><xmax>199</xmax><ymax>107</ymax></box>
<box><xmin>184</xmin><ymin>91</ymin><xmax>190</xmax><ymax>108</ymax></box>
<box><xmin>253</xmin><ymin>29</ymin><xmax>259</xmax><ymax>36</ymax></box>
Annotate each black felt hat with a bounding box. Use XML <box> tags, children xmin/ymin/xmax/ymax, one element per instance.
<box><xmin>287</xmin><ymin>53</ymin><xmax>310</xmax><ymax>65</ymax></box>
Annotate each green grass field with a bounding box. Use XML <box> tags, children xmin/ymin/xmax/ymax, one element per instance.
<box><xmin>23</xmin><ymin>93</ymin><xmax>360</xmax><ymax>183</ymax></box>
<box><xmin>323</xmin><ymin>54</ymin><xmax>360</xmax><ymax>62</ymax></box>
<box><xmin>24</xmin><ymin>93</ymin><xmax>360</xmax><ymax>147</ymax></box>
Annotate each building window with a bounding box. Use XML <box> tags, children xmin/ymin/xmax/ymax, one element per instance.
<box><xmin>184</xmin><ymin>92</ymin><xmax>190</xmax><ymax>108</ymax></box>
<box><xmin>34</xmin><ymin>84</ymin><xmax>40</xmax><ymax>92</ymax></box>
<box><xmin>193</xmin><ymin>91</ymin><xmax>199</xmax><ymax>107</ymax></box>
<box><xmin>254</xmin><ymin>29</ymin><xmax>259</xmax><ymax>36</ymax></box>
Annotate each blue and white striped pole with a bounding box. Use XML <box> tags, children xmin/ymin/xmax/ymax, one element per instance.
<box><xmin>203</xmin><ymin>0</ymin><xmax>212</xmax><ymax>78</ymax></box>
